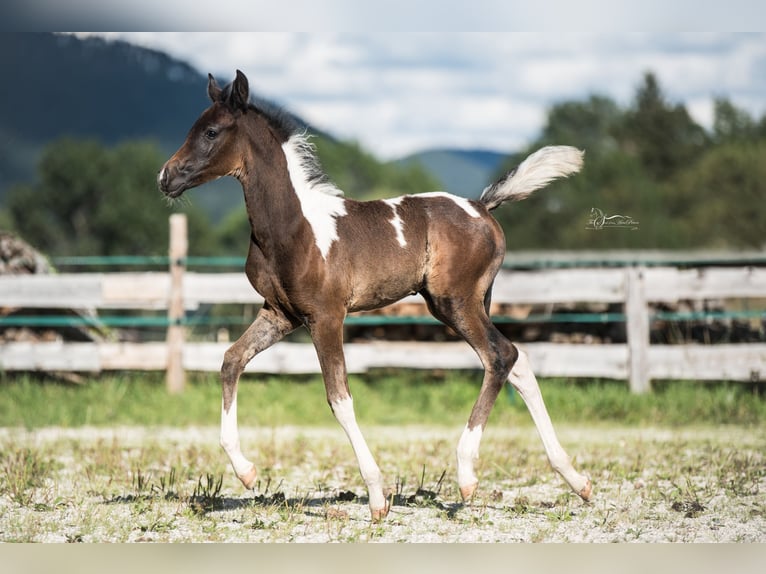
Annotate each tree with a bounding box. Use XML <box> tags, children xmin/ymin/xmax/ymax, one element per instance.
<box><xmin>5</xmin><ymin>138</ymin><xmax>216</xmax><ymax>257</ymax></box>
<box><xmin>712</xmin><ymin>98</ymin><xmax>759</xmax><ymax>144</ymax></box>
<box><xmin>619</xmin><ymin>72</ymin><xmax>709</xmax><ymax>180</ymax></box>
<box><xmin>492</xmin><ymin>92</ymin><xmax>668</xmax><ymax>250</ymax></box>
<box><xmin>674</xmin><ymin>142</ymin><xmax>766</xmax><ymax>249</ymax></box>
<box><xmin>538</xmin><ymin>95</ymin><xmax>622</xmax><ymax>157</ymax></box>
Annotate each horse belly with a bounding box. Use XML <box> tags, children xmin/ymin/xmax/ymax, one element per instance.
<box><xmin>347</xmin><ymin>261</ymin><xmax>422</xmax><ymax>312</ymax></box>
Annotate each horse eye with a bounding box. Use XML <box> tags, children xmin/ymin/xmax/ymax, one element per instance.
<box><xmin>205</xmin><ymin>129</ymin><xmax>219</xmax><ymax>140</ymax></box>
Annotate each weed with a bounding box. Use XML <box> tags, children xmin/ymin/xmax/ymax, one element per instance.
<box><xmin>131</xmin><ymin>467</ymin><xmax>152</xmax><ymax>498</ymax></box>
<box><xmin>248</xmin><ymin>517</ymin><xmax>269</xmax><ymax>530</ymax></box>
<box><xmin>666</xmin><ymin>478</ymin><xmax>707</xmax><ymax>518</ymax></box>
<box><xmin>188</xmin><ymin>473</ymin><xmax>224</xmax><ymax>514</ymax></box>
<box><xmin>0</xmin><ymin>447</ymin><xmax>57</xmax><ymax>505</ymax></box>
<box><xmin>153</xmin><ymin>467</ymin><xmax>179</xmax><ymax>500</ymax></box>
<box><xmin>138</xmin><ymin>512</ymin><xmax>177</xmax><ymax>534</ymax></box>
<box><xmin>509</xmin><ymin>495</ymin><xmax>532</xmax><ymax>515</ymax></box>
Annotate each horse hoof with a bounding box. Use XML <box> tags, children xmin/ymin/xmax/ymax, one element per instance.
<box><xmin>238</xmin><ymin>466</ymin><xmax>258</xmax><ymax>490</ymax></box>
<box><xmin>578</xmin><ymin>478</ymin><xmax>592</xmax><ymax>501</ymax></box>
<box><xmin>370</xmin><ymin>501</ymin><xmax>390</xmax><ymax>522</ymax></box>
<box><xmin>460</xmin><ymin>482</ymin><xmax>478</xmax><ymax>502</ymax></box>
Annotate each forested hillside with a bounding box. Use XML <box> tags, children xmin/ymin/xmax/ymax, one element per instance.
<box><xmin>492</xmin><ymin>73</ymin><xmax>766</xmax><ymax>250</ymax></box>
<box><xmin>2</xmin><ymin>34</ymin><xmax>764</xmax><ymax>256</ymax></box>
<box><xmin>0</xmin><ymin>33</ymin><xmax>439</xmax><ymax>255</ymax></box>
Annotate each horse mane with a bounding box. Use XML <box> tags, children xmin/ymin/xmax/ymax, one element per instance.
<box><xmin>247</xmin><ymin>100</ymin><xmax>344</xmax><ymax>198</ymax></box>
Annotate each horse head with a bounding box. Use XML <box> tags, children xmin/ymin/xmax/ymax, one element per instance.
<box><xmin>158</xmin><ymin>70</ymin><xmax>252</xmax><ymax>198</ymax></box>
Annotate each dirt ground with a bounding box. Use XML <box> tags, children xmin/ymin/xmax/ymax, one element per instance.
<box><xmin>1</xmin><ymin>425</ymin><xmax>764</xmax><ymax>542</ymax></box>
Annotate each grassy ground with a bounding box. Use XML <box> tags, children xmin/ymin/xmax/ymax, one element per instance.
<box><xmin>1</xmin><ymin>370</ymin><xmax>764</xmax><ymax>428</ymax></box>
<box><xmin>1</xmin><ymin>372</ymin><xmax>764</xmax><ymax>542</ymax></box>
<box><xmin>0</xmin><ymin>425</ymin><xmax>763</xmax><ymax>542</ymax></box>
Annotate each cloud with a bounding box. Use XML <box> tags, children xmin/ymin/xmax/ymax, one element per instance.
<box><xmin>73</xmin><ymin>32</ymin><xmax>766</xmax><ymax>159</ymax></box>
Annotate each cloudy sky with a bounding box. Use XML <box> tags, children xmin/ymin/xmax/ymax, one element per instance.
<box><xmin>78</xmin><ymin>32</ymin><xmax>766</xmax><ymax>159</ymax></box>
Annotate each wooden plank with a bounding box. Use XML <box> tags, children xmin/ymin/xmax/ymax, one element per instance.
<box><xmin>186</xmin><ymin>341</ymin><xmax>628</xmax><ymax>378</ymax></box>
<box><xmin>0</xmin><ymin>341</ymin><xmax>102</xmax><ymax>371</ymax></box>
<box><xmin>625</xmin><ymin>267</ymin><xmax>651</xmax><ymax>393</ymax></box>
<box><xmin>5</xmin><ymin>265</ymin><xmax>764</xmax><ymax>311</ymax></box>
<box><xmin>0</xmin><ymin>274</ymin><xmax>104</xmax><ymax>308</ymax></box>
<box><xmin>648</xmin><ymin>344</ymin><xmax>766</xmax><ymax>381</ymax></box>
<box><xmin>100</xmin><ymin>342</ymin><xmax>168</xmax><ymax>370</ymax></box>
<box><xmin>187</xmin><ymin>342</ymin><xmax>322</xmax><ymax>374</ymax></box>
<box><xmin>184</xmin><ymin>273</ymin><xmax>263</xmax><ymax>305</ymax></box>
<box><xmin>644</xmin><ymin>267</ymin><xmax>766</xmax><ymax>302</ymax></box>
<box><xmin>101</xmin><ymin>273</ymin><xmax>170</xmax><ymax>309</ymax></box>
<box><xmin>491</xmin><ymin>268</ymin><xmax>626</xmax><ymax>303</ymax></box>
<box><xmin>504</xmin><ymin>249</ymin><xmax>766</xmax><ymax>268</ymax></box>
<box><xmin>522</xmin><ymin>343</ymin><xmax>628</xmax><ymax>379</ymax></box>
<box><xmin>2</xmin><ymin>340</ymin><xmax>764</xmax><ymax>382</ymax></box>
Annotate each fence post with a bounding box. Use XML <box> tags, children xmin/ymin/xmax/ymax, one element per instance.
<box><xmin>166</xmin><ymin>213</ymin><xmax>187</xmax><ymax>393</ymax></box>
<box><xmin>625</xmin><ymin>266</ymin><xmax>650</xmax><ymax>393</ymax></box>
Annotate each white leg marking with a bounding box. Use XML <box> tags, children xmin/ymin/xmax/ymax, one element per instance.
<box><xmin>282</xmin><ymin>135</ymin><xmax>347</xmax><ymax>260</ymax></box>
<box><xmin>456</xmin><ymin>424</ymin><xmax>482</xmax><ymax>492</ymax></box>
<box><xmin>509</xmin><ymin>350</ymin><xmax>590</xmax><ymax>495</ymax></box>
<box><xmin>418</xmin><ymin>191</ymin><xmax>481</xmax><ymax>218</ymax></box>
<box><xmin>383</xmin><ymin>197</ymin><xmax>407</xmax><ymax>247</ymax></box>
<box><xmin>331</xmin><ymin>397</ymin><xmax>386</xmax><ymax>512</ymax></box>
<box><xmin>220</xmin><ymin>395</ymin><xmax>255</xmax><ymax>480</ymax></box>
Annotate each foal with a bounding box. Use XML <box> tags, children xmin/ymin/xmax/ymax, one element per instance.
<box><xmin>159</xmin><ymin>70</ymin><xmax>591</xmax><ymax>520</ymax></box>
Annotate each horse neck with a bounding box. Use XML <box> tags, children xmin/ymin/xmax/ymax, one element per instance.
<box><xmin>237</xmin><ymin>121</ymin><xmax>313</xmax><ymax>258</ymax></box>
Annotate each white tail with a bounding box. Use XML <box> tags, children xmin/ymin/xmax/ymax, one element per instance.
<box><xmin>479</xmin><ymin>145</ymin><xmax>584</xmax><ymax>210</ymax></box>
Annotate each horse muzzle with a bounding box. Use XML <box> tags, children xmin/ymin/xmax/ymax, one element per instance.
<box><xmin>158</xmin><ymin>162</ymin><xmax>190</xmax><ymax>198</ymax></box>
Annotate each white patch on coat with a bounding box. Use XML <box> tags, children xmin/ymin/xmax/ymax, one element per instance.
<box><xmin>383</xmin><ymin>197</ymin><xmax>407</xmax><ymax>247</ymax></box>
<box><xmin>418</xmin><ymin>191</ymin><xmax>481</xmax><ymax>218</ymax></box>
<box><xmin>456</xmin><ymin>424</ymin><xmax>483</xmax><ymax>490</ymax></box>
<box><xmin>282</xmin><ymin>135</ymin><xmax>347</xmax><ymax>260</ymax></box>
<box><xmin>331</xmin><ymin>397</ymin><xmax>387</xmax><ymax>511</ymax></box>
<box><xmin>219</xmin><ymin>396</ymin><xmax>254</xmax><ymax>478</ymax></box>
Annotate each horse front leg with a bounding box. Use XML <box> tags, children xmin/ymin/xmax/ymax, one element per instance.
<box><xmin>509</xmin><ymin>347</ymin><xmax>592</xmax><ymax>500</ymax></box>
<box><xmin>220</xmin><ymin>305</ymin><xmax>298</xmax><ymax>489</ymax></box>
<box><xmin>309</xmin><ymin>315</ymin><xmax>389</xmax><ymax>521</ymax></box>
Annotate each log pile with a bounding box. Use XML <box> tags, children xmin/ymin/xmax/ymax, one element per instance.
<box><xmin>0</xmin><ymin>232</ymin><xmax>102</xmax><ymax>344</ymax></box>
<box><xmin>0</xmin><ymin>231</ymin><xmax>51</xmax><ymax>275</ymax></box>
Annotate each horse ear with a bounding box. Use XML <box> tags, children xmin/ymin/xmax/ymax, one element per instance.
<box><xmin>207</xmin><ymin>74</ymin><xmax>223</xmax><ymax>102</ymax></box>
<box><xmin>228</xmin><ymin>69</ymin><xmax>250</xmax><ymax>111</ymax></box>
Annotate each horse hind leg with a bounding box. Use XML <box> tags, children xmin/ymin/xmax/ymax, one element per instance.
<box><xmin>509</xmin><ymin>347</ymin><xmax>592</xmax><ymax>501</ymax></box>
<box><xmin>425</xmin><ymin>294</ymin><xmax>591</xmax><ymax>502</ymax></box>
<box><xmin>422</xmin><ymin>293</ymin><xmax>514</xmax><ymax>501</ymax></box>
<box><xmin>454</xmin><ymin>322</ymin><xmax>517</xmax><ymax>501</ymax></box>
<box><xmin>220</xmin><ymin>305</ymin><xmax>298</xmax><ymax>490</ymax></box>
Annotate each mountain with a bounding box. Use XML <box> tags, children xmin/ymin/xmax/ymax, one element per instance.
<box><xmin>0</xmin><ymin>33</ymin><xmax>312</xmax><ymax>217</ymax></box>
<box><xmin>394</xmin><ymin>149</ymin><xmax>509</xmax><ymax>198</ymax></box>
<box><xmin>0</xmin><ymin>34</ymin><xmax>478</xmax><ymax>222</ymax></box>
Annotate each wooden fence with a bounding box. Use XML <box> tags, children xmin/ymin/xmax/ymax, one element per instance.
<box><xmin>1</xmin><ymin>215</ymin><xmax>765</xmax><ymax>393</ymax></box>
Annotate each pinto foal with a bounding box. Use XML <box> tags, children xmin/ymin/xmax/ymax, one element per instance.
<box><xmin>159</xmin><ymin>70</ymin><xmax>591</xmax><ymax>520</ymax></box>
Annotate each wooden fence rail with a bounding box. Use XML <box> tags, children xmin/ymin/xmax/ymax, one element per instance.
<box><xmin>1</xmin><ymin>217</ymin><xmax>765</xmax><ymax>393</ymax></box>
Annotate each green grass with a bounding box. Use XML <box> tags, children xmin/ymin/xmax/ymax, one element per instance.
<box><xmin>1</xmin><ymin>370</ymin><xmax>764</xmax><ymax>428</ymax></box>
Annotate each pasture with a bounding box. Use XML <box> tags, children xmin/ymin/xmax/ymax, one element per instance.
<box><xmin>1</xmin><ymin>373</ymin><xmax>764</xmax><ymax>542</ymax></box>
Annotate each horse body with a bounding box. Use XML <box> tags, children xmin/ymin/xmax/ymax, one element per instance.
<box><xmin>159</xmin><ymin>70</ymin><xmax>592</xmax><ymax>521</ymax></box>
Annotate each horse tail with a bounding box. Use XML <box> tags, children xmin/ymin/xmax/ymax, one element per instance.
<box><xmin>479</xmin><ymin>146</ymin><xmax>584</xmax><ymax>210</ymax></box>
